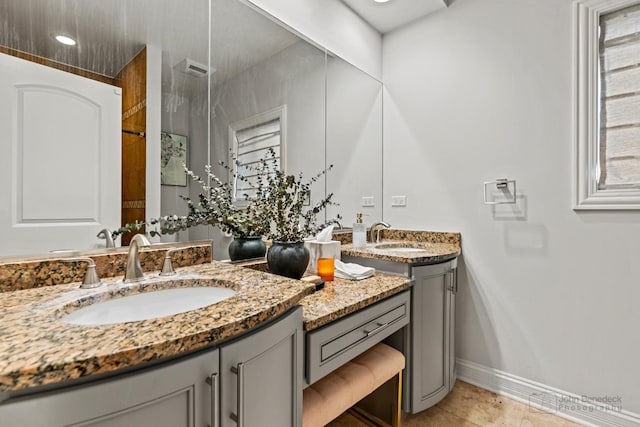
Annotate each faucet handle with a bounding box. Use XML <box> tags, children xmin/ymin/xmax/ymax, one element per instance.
<box><xmin>60</xmin><ymin>257</ymin><xmax>102</xmax><ymax>289</ymax></box>
<box><xmin>159</xmin><ymin>249</ymin><xmax>180</xmax><ymax>276</ymax></box>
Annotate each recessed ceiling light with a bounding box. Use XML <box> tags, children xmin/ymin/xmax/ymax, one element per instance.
<box><xmin>55</xmin><ymin>35</ymin><xmax>77</xmax><ymax>46</ymax></box>
<box><xmin>373</xmin><ymin>0</ymin><xmax>391</xmax><ymax>3</ymax></box>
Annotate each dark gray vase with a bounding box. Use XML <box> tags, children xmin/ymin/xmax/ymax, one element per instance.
<box><xmin>228</xmin><ymin>236</ymin><xmax>267</xmax><ymax>261</ymax></box>
<box><xmin>267</xmin><ymin>241</ymin><xmax>310</xmax><ymax>280</ymax></box>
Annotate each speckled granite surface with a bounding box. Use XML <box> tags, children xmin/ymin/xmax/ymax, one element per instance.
<box><xmin>299</xmin><ymin>274</ymin><xmax>410</xmax><ymax>331</ymax></box>
<box><xmin>340</xmin><ymin>229</ymin><xmax>461</xmax><ymax>264</ymax></box>
<box><xmin>0</xmin><ymin>230</ymin><xmax>458</xmax><ymax>395</ymax></box>
<box><xmin>0</xmin><ymin>261</ymin><xmax>314</xmax><ymax>394</ymax></box>
<box><xmin>232</xmin><ymin>259</ymin><xmax>411</xmax><ymax>331</ymax></box>
<box><xmin>381</xmin><ymin>229</ymin><xmax>460</xmax><ymax>245</ymax></box>
<box><xmin>0</xmin><ymin>241</ymin><xmax>212</xmax><ymax>292</ymax></box>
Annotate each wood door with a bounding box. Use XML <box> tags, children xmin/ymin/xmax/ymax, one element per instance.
<box><xmin>116</xmin><ymin>48</ymin><xmax>147</xmax><ymax>245</ymax></box>
<box><xmin>0</xmin><ymin>52</ymin><xmax>121</xmax><ymax>255</ymax></box>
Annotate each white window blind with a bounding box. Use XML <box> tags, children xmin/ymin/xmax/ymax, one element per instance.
<box><xmin>599</xmin><ymin>4</ymin><xmax>640</xmax><ymax>189</ymax></box>
<box><xmin>233</xmin><ymin>118</ymin><xmax>281</xmax><ymax>200</ymax></box>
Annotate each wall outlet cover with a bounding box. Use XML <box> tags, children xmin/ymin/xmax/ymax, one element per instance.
<box><xmin>362</xmin><ymin>196</ymin><xmax>375</xmax><ymax>207</ymax></box>
<box><xmin>391</xmin><ymin>195</ymin><xmax>407</xmax><ymax>207</ymax></box>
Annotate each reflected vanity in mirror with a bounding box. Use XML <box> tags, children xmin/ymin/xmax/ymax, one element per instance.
<box><xmin>0</xmin><ymin>0</ymin><xmax>383</xmax><ymax>261</ymax></box>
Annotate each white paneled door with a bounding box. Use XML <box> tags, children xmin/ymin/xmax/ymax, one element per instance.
<box><xmin>0</xmin><ymin>53</ymin><xmax>121</xmax><ymax>256</ymax></box>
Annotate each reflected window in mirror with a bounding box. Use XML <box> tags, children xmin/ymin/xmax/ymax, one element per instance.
<box><xmin>229</xmin><ymin>105</ymin><xmax>287</xmax><ymax>202</ymax></box>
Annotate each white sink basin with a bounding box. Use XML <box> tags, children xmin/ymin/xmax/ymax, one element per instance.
<box><xmin>379</xmin><ymin>247</ymin><xmax>425</xmax><ymax>253</ymax></box>
<box><xmin>62</xmin><ymin>287</ymin><xmax>236</xmax><ymax>325</ymax></box>
<box><xmin>374</xmin><ymin>243</ymin><xmax>426</xmax><ymax>253</ymax></box>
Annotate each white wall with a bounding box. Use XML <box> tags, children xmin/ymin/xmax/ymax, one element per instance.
<box><xmin>326</xmin><ymin>56</ymin><xmax>383</xmax><ymax>226</ymax></box>
<box><xmin>209</xmin><ymin>41</ymin><xmax>326</xmax><ymax>260</ymax></box>
<box><xmin>160</xmin><ymin>93</ymin><xmax>190</xmax><ymax>243</ymax></box>
<box><xmin>186</xmin><ymin>90</ymin><xmax>213</xmax><ymax>245</ymax></box>
<box><xmin>246</xmin><ymin>0</ymin><xmax>382</xmax><ymax>80</ymax></box>
<box><xmin>383</xmin><ymin>0</ymin><xmax>640</xmax><ymax>415</ymax></box>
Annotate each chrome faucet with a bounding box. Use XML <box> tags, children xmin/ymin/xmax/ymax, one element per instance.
<box><xmin>123</xmin><ymin>234</ymin><xmax>151</xmax><ymax>282</ymax></box>
<box><xmin>96</xmin><ymin>228</ymin><xmax>115</xmax><ymax>248</ymax></box>
<box><xmin>368</xmin><ymin>221</ymin><xmax>390</xmax><ymax>244</ymax></box>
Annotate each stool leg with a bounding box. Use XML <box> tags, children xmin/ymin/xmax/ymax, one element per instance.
<box><xmin>392</xmin><ymin>371</ymin><xmax>402</xmax><ymax>427</ymax></box>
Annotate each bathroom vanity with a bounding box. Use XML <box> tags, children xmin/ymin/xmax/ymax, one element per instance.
<box><xmin>341</xmin><ymin>230</ymin><xmax>460</xmax><ymax>414</ymax></box>
<box><xmin>0</xmin><ymin>308</ymin><xmax>302</xmax><ymax>427</ymax></box>
<box><xmin>0</xmin><ymin>230</ymin><xmax>460</xmax><ymax>425</ymax></box>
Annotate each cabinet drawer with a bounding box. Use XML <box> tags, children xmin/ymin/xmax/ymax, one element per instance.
<box><xmin>306</xmin><ymin>291</ymin><xmax>410</xmax><ymax>385</ymax></box>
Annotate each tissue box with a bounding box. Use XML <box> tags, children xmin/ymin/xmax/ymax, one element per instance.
<box><xmin>304</xmin><ymin>240</ymin><xmax>341</xmax><ymax>274</ymax></box>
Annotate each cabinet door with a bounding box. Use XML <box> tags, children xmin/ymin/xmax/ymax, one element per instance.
<box><xmin>449</xmin><ymin>267</ymin><xmax>457</xmax><ymax>387</ymax></box>
<box><xmin>0</xmin><ymin>349</ymin><xmax>219</xmax><ymax>427</ymax></box>
<box><xmin>220</xmin><ymin>307</ymin><xmax>303</xmax><ymax>427</ymax></box>
<box><xmin>409</xmin><ymin>261</ymin><xmax>456</xmax><ymax>413</ymax></box>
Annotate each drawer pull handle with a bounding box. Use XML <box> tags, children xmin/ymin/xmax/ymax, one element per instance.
<box><xmin>230</xmin><ymin>362</ymin><xmax>244</xmax><ymax>426</ymax></box>
<box><xmin>364</xmin><ymin>322</ymin><xmax>388</xmax><ymax>337</ymax></box>
<box><xmin>206</xmin><ymin>373</ymin><xmax>219</xmax><ymax>427</ymax></box>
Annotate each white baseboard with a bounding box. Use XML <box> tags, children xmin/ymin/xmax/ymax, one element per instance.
<box><xmin>456</xmin><ymin>358</ymin><xmax>640</xmax><ymax>427</ymax></box>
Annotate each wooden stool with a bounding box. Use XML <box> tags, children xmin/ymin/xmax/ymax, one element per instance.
<box><xmin>303</xmin><ymin>343</ymin><xmax>405</xmax><ymax>427</ymax></box>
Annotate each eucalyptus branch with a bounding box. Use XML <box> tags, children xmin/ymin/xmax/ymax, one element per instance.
<box><xmin>113</xmin><ymin>147</ymin><xmax>340</xmax><ymax>243</ymax></box>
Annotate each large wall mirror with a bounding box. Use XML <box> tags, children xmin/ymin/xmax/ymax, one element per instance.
<box><xmin>0</xmin><ymin>0</ymin><xmax>383</xmax><ymax>259</ymax></box>
<box><xmin>0</xmin><ymin>0</ymin><xmax>211</xmax><ymax>255</ymax></box>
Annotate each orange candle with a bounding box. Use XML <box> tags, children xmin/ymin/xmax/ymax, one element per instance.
<box><xmin>317</xmin><ymin>257</ymin><xmax>335</xmax><ymax>281</ymax></box>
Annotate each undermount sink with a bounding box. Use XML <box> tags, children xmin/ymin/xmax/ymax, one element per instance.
<box><xmin>61</xmin><ymin>287</ymin><xmax>236</xmax><ymax>326</ymax></box>
<box><xmin>374</xmin><ymin>243</ymin><xmax>427</xmax><ymax>253</ymax></box>
<box><xmin>381</xmin><ymin>247</ymin><xmax>425</xmax><ymax>253</ymax></box>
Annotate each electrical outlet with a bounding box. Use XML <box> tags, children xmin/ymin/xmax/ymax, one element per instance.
<box><xmin>362</xmin><ymin>196</ymin><xmax>375</xmax><ymax>207</ymax></box>
<box><xmin>391</xmin><ymin>195</ymin><xmax>407</xmax><ymax>207</ymax></box>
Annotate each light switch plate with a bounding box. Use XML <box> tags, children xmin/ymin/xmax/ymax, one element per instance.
<box><xmin>391</xmin><ymin>195</ymin><xmax>407</xmax><ymax>207</ymax></box>
<box><xmin>362</xmin><ymin>196</ymin><xmax>375</xmax><ymax>207</ymax></box>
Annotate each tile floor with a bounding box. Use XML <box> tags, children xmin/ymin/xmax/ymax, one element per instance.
<box><xmin>329</xmin><ymin>381</ymin><xmax>583</xmax><ymax>427</ymax></box>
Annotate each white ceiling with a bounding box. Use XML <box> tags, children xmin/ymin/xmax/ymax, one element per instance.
<box><xmin>0</xmin><ymin>0</ymin><xmax>301</xmax><ymax>92</ymax></box>
<box><xmin>341</xmin><ymin>0</ymin><xmax>448</xmax><ymax>34</ymax></box>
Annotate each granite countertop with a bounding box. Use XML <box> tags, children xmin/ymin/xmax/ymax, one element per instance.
<box><xmin>0</xmin><ymin>241</ymin><xmax>213</xmax><ymax>292</ymax></box>
<box><xmin>341</xmin><ymin>241</ymin><xmax>460</xmax><ymax>264</ymax></box>
<box><xmin>298</xmin><ymin>274</ymin><xmax>411</xmax><ymax>331</ymax></box>
<box><xmin>0</xmin><ymin>261</ymin><xmax>315</xmax><ymax>395</ymax></box>
<box><xmin>339</xmin><ymin>229</ymin><xmax>461</xmax><ymax>264</ymax></box>
<box><xmin>232</xmin><ymin>258</ymin><xmax>412</xmax><ymax>332</ymax></box>
<box><xmin>0</xmin><ymin>229</ymin><xmax>460</xmax><ymax>396</ymax></box>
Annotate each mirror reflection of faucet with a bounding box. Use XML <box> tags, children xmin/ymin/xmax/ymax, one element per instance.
<box><xmin>96</xmin><ymin>228</ymin><xmax>115</xmax><ymax>248</ymax></box>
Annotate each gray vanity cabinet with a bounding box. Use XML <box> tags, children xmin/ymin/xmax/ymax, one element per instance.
<box><xmin>220</xmin><ymin>306</ymin><xmax>303</xmax><ymax>427</ymax></box>
<box><xmin>341</xmin><ymin>254</ymin><xmax>458</xmax><ymax>414</ymax></box>
<box><xmin>0</xmin><ymin>348</ymin><xmax>219</xmax><ymax>427</ymax></box>
<box><xmin>409</xmin><ymin>260</ymin><xmax>457</xmax><ymax>413</ymax></box>
<box><xmin>0</xmin><ymin>308</ymin><xmax>303</xmax><ymax>427</ymax></box>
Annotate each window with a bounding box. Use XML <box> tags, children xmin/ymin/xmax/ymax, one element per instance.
<box><xmin>574</xmin><ymin>0</ymin><xmax>640</xmax><ymax>209</ymax></box>
<box><xmin>228</xmin><ymin>106</ymin><xmax>286</xmax><ymax>202</ymax></box>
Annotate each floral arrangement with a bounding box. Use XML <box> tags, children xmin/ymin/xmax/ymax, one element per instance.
<box><xmin>250</xmin><ymin>149</ymin><xmax>339</xmax><ymax>242</ymax></box>
<box><xmin>113</xmin><ymin>148</ymin><xmax>340</xmax><ymax>242</ymax></box>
